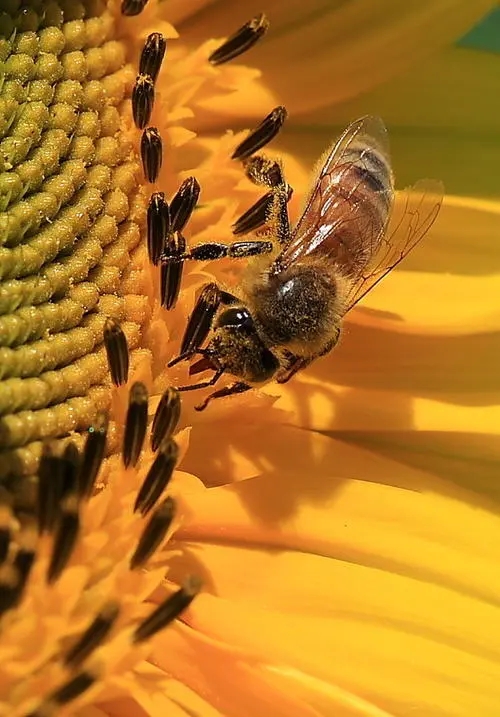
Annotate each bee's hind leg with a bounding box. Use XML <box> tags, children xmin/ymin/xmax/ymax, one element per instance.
<box><xmin>194</xmin><ymin>381</ymin><xmax>252</xmax><ymax>412</ymax></box>
<box><xmin>276</xmin><ymin>331</ymin><xmax>341</xmax><ymax>384</ymax></box>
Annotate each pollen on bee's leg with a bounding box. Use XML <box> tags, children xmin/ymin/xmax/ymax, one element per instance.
<box><xmin>132</xmin><ymin>74</ymin><xmax>155</xmax><ymax>130</ymax></box>
<box><xmin>170</xmin><ymin>177</ymin><xmax>201</xmax><ymax>233</ymax></box>
<box><xmin>122</xmin><ymin>381</ymin><xmax>149</xmax><ymax>469</ymax></box>
<box><xmin>64</xmin><ymin>602</ymin><xmax>120</xmax><ymax>669</ymax></box>
<box><xmin>130</xmin><ymin>496</ymin><xmax>175</xmax><ymax>570</ymax></box>
<box><xmin>132</xmin><ymin>576</ymin><xmax>201</xmax><ymax>643</ymax></box>
<box><xmin>151</xmin><ymin>387</ymin><xmax>181</xmax><ymax>452</ymax></box>
<box><xmin>103</xmin><ymin>318</ymin><xmax>130</xmax><ymax>387</ymax></box>
<box><xmin>244</xmin><ymin>155</ymin><xmax>285</xmax><ymax>188</ymax></box>
<box><xmin>232</xmin><ymin>107</ymin><xmax>288</xmax><ymax>161</ymax></box>
<box><xmin>77</xmin><ymin>411</ymin><xmax>109</xmax><ymax>499</ymax></box>
<box><xmin>147</xmin><ymin>192</ymin><xmax>170</xmax><ymax>266</ymax></box>
<box><xmin>140</xmin><ymin>33</ymin><xmax>167</xmax><ymax>85</ymax></box>
<box><xmin>134</xmin><ymin>439</ymin><xmax>179</xmax><ymax>516</ymax></box>
<box><xmin>141</xmin><ymin>127</ymin><xmax>163</xmax><ymax>184</ymax></box>
<box><xmin>209</xmin><ymin>13</ymin><xmax>269</xmax><ymax>65</ymax></box>
<box><xmin>121</xmin><ymin>0</ymin><xmax>150</xmax><ymax>17</ymax></box>
<box><xmin>160</xmin><ymin>232</ymin><xmax>186</xmax><ymax>311</ymax></box>
<box><xmin>46</xmin><ymin>495</ymin><xmax>80</xmax><ymax>585</ymax></box>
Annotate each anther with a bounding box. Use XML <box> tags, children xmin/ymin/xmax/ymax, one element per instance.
<box><xmin>147</xmin><ymin>192</ymin><xmax>169</xmax><ymax>266</ymax></box>
<box><xmin>134</xmin><ymin>439</ymin><xmax>179</xmax><ymax>516</ymax></box>
<box><xmin>169</xmin><ymin>177</ymin><xmax>201</xmax><ymax>233</ymax></box>
<box><xmin>178</xmin><ymin>282</ymin><xmax>221</xmax><ymax>359</ymax></box>
<box><xmin>132</xmin><ymin>73</ymin><xmax>155</xmax><ymax>130</ymax></box>
<box><xmin>122</xmin><ymin>382</ymin><xmax>149</xmax><ymax>469</ymax></box>
<box><xmin>140</xmin><ymin>127</ymin><xmax>162</xmax><ymax>183</ymax></box>
<box><xmin>77</xmin><ymin>411</ymin><xmax>108</xmax><ymax>499</ymax></box>
<box><xmin>47</xmin><ymin>496</ymin><xmax>80</xmax><ymax>584</ymax></box>
<box><xmin>51</xmin><ymin>670</ymin><xmax>96</xmax><ymax>706</ymax></box>
<box><xmin>209</xmin><ymin>13</ymin><xmax>269</xmax><ymax>66</ymax></box>
<box><xmin>0</xmin><ymin>565</ymin><xmax>20</xmax><ymax>616</ymax></box>
<box><xmin>103</xmin><ymin>318</ymin><xmax>129</xmax><ymax>387</ymax></box>
<box><xmin>64</xmin><ymin>602</ymin><xmax>120</xmax><ymax>669</ymax></box>
<box><xmin>132</xmin><ymin>576</ymin><xmax>201</xmax><ymax>643</ymax></box>
<box><xmin>14</xmin><ymin>523</ymin><xmax>37</xmax><ymax>604</ymax></box>
<box><xmin>121</xmin><ymin>0</ymin><xmax>150</xmax><ymax>16</ymax></box>
<box><xmin>160</xmin><ymin>231</ymin><xmax>186</xmax><ymax>311</ymax></box>
<box><xmin>37</xmin><ymin>443</ymin><xmax>63</xmax><ymax>534</ymax></box>
<box><xmin>232</xmin><ymin>107</ymin><xmax>288</xmax><ymax>161</ymax></box>
<box><xmin>139</xmin><ymin>33</ymin><xmax>167</xmax><ymax>84</ymax></box>
<box><xmin>130</xmin><ymin>497</ymin><xmax>175</xmax><ymax>569</ymax></box>
<box><xmin>151</xmin><ymin>387</ymin><xmax>181</xmax><ymax>452</ymax></box>
<box><xmin>0</xmin><ymin>503</ymin><xmax>12</xmax><ymax>564</ymax></box>
<box><xmin>232</xmin><ymin>191</ymin><xmax>274</xmax><ymax>235</ymax></box>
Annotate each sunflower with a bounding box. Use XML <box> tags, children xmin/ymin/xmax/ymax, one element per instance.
<box><xmin>0</xmin><ymin>1</ymin><xmax>499</xmax><ymax>716</ymax></box>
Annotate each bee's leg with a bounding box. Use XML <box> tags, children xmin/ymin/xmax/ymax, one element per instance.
<box><xmin>276</xmin><ymin>331</ymin><xmax>341</xmax><ymax>384</ymax></box>
<box><xmin>176</xmin><ymin>367</ymin><xmax>225</xmax><ymax>393</ymax></box>
<box><xmin>162</xmin><ymin>239</ymin><xmax>274</xmax><ymax>264</ymax></box>
<box><xmin>194</xmin><ymin>381</ymin><xmax>252</xmax><ymax>412</ymax></box>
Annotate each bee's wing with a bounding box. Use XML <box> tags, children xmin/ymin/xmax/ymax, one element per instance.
<box><xmin>342</xmin><ymin>178</ymin><xmax>444</xmax><ymax>313</ymax></box>
<box><xmin>272</xmin><ymin>115</ymin><xmax>392</xmax><ymax>272</ymax></box>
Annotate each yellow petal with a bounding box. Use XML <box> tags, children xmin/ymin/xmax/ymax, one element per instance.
<box><xmin>177</xmin><ymin>1</ymin><xmax>498</xmax><ymax>123</ymax></box>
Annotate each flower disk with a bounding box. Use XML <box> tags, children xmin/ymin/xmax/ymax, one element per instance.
<box><xmin>0</xmin><ymin>0</ymin><xmax>148</xmax><ymax>478</ymax></box>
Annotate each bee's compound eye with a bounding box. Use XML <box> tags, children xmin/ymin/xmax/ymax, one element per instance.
<box><xmin>216</xmin><ymin>307</ymin><xmax>254</xmax><ymax>330</ymax></box>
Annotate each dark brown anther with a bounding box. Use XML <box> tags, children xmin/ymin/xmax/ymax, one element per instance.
<box><xmin>130</xmin><ymin>497</ymin><xmax>175</xmax><ymax>569</ymax></box>
<box><xmin>122</xmin><ymin>382</ymin><xmax>149</xmax><ymax>469</ymax></box>
<box><xmin>132</xmin><ymin>576</ymin><xmax>201</xmax><ymax>643</ymax></box>
<box><xmin>151</xmin><ymin>387</ymin><xmax>181</xmax><ymax>452</ymax></box>
<box><xmin>37</xmin><ymin>443</ymin><xmax>63</xmax><ymax>534</ymax></box>
<box><xmin>178</xmin><ymin>282</ymin><xmax>221</xmax><ymax>358</ymax></box>
<box><xmin>147</xmin><ymin>192</ymin><xmax>169</xmax><ymax>266</ymax></box>
<box><xmin>169</xmin><ymin>177</ymin><xmax>201</xmax><ymax>233</ymax></box>
<box><xmin>121</xmin><ymin>0</ymin><xmax>149</xmax><ymax>16</ymax></box>
<box><xmin>132</xmin><ymin>73</ymin><xmax>155</xmax><ymax>130</ymax></box>
<box><xmin>103</xmin><ymin>317</ymin><xmax>129</xmax><ymax>386</ymax></box>
<box><xmin>61</xmin><ymin>442</ymin><xmax>80</xmax><ymax>497</ymax></box>
<box><xmin>0</xmin><ymin>504</ymin><xmax>11</xmax><ymax>564</ymax></box>
<box><xmin>46</xmin><ymin>496</ymin><xmax>80</xmax><ymax>584</ymax></box>
<box><xmin>139</xmin><ymin>33</ymin><xmax>167</xmax><ymax>84</ymax></box>
<box><xmin>51</xmin><ymin>671</ymin><xmax>96</xmax><ymax>705</ymax></box>
<box><xmin>134</xmin><ymin>439</ymin><xmax>179</xmax><ymax>516</ymax></box>
<box><xmin>244</xmin><ymin>155</ymin><xmax>285</xmax><ymax>188</ymax></box>
<box><xmin>77</xmin><ymin>411</ymin><xmax>109</xmax><ymax>499</ymax></box>
<box><xmin>0</xmin><ymin>565</ymin><xmax>20</xmax><ymax>616</ymax></box>
<box><xmin>64</xmin><ymin>602</ymin><xmax>120</xmax><ymax>668</ymax></box>
<box><xmin>232</xmin><ymin>191</ymin><xmax>275</xmax><ymax>235</ymax></box>
<box><xmin>160</xmin><ymin>231</ymin><xmax>186</xmax><ymax>311</ymax></box>
<box><xmin>232</xmin><ymin>107</ymin><xmax>288</xmax><ymax>161</ymax></box>
<box><xmin>14</xmin><ymin>544</ymin><xmax>35</xmax><ymax>604</ymax></box>
<box><xmin>209</xmin><ymin>13</ymin><xmax>269</xmax><ymax>66</ymax></box>
<box><xmin>140</xmin><ymin>127</ymin><xmax>162</xmax><ymax>183</ymax></box>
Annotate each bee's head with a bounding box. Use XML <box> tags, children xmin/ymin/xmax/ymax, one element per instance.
<box><xmin>203</xmin><ymin>306</ymin><xmax>279</xmax><ymax>384</ymax></box>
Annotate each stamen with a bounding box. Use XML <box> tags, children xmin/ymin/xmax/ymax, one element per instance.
<box><xmin>77</xmin><ymin>411</ymin><xmax>109</xmax><ymax>499</ymax></box>
<box><xmin>121</xmin><ymin>0</ymin><xmax>150</xmax><ymax>15</ymax></box>
<box><xmin>130</xmin><ymin>497</ymin><xmax>175</xmax><ymax>569</ymax></box>
<box><xmin>0</xmin><ymin>565</ymin><xmax>20</xmax><ymax>616</ymax></box>
<box><xmin>232</xmin><ymin>190</ymin><xmax>274</xmax><ymax>235</ymax></box>
<box><xmin>64</xmin><ymin>602</ymin><xmax>120</xmax><ymax>669</ymax></box>
<box><xmin>0</xmin><ymin>503</ymin><xmax>12</xmax><ymax>564</ymax></box>
<box><xmin>170</xmin><ymin>177</ymin><xmax>201</xmax><ymax>233</ymax></box>
<box><xmin>132</xmin><ymin>576</ymin><xmax>201</xmax><ymax>643</ymax></box>
<box><xmin>62</xmin><ymin>442</ymin><xmax>80</xmax><ymax>497</ymax></box>
<box><xmin>134</xmin><ymin>439</ymin><xmax>179</xmax><ymax>516</ymax></box>
<box><xmin>132</xmin><ymin>74</ymin><xmax>155</xmax><ymax>130</ymax></box>
<box><xmin>47</xmin><ymin>496</ymin><xmax>80</xmax><ymax>584</ymax></box>
<box><xmin>50</xmin><ymin>670</ymin><xmax>96</xmax><ymax>706</ymax></box>
<box><xmin>140</xmin><ymin>127</ymin><xmax>163</xmax><ymax>184</ymax></box>
<box><xmin>245</xmin><ymin>155</ymin><xmax>285</xmax><ymax>187</ymax></box>
<box><xmin>103</xmin><ymin>318</ymin><xmax>129</xmax><ymax>387</ymax></box>
<box><xmin>139</xmin><ymin>33</ymin><xmax>167</xmax><ymax>84</ymax></box>
<box><xmin>151</xmin><ymin>387</ymin><xmax>181</xmax><ymax>452</ymax></box>
<box><xmin>209</xmin><ymin>13</ymin><xmax>269</xmax><ymax>66</ymax></box>
<box><xmin>232</xmin><ymin>107</ymin><xmax>288</xmax><ymax>161</ymax></box>
<box><xmin>147</xmin><ymin>192</ymin><xmax>170</xmax><ymax>266</ymax></box>
<box><xmin>14</xmin><ymin>523</ymin><xmax>37</xmax><ymax>604</ymax></box>
<box><xmin>160</xmin><ymin>232</ymin><xmax>186</xmax><ymax>310</ymax></box>
<box><xmin>37</xmin><ymin>443</ymin><xmax>63</xmax><ymax>534</ymax></box>
<box><xmin>179</xmin><ymin>282</ymin><xmax>221</xmax><ymax>358</ymax></box>
<box><xmin>122</xmin><ymin>382</ymin><xmax>149</xmax><ymax>469</ymax></box>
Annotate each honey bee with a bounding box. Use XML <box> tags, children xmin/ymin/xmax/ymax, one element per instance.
<box><xmin>165</xmin><ymin>116</ymin><xmax>444</xmax><ymax>410</ymax></box>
